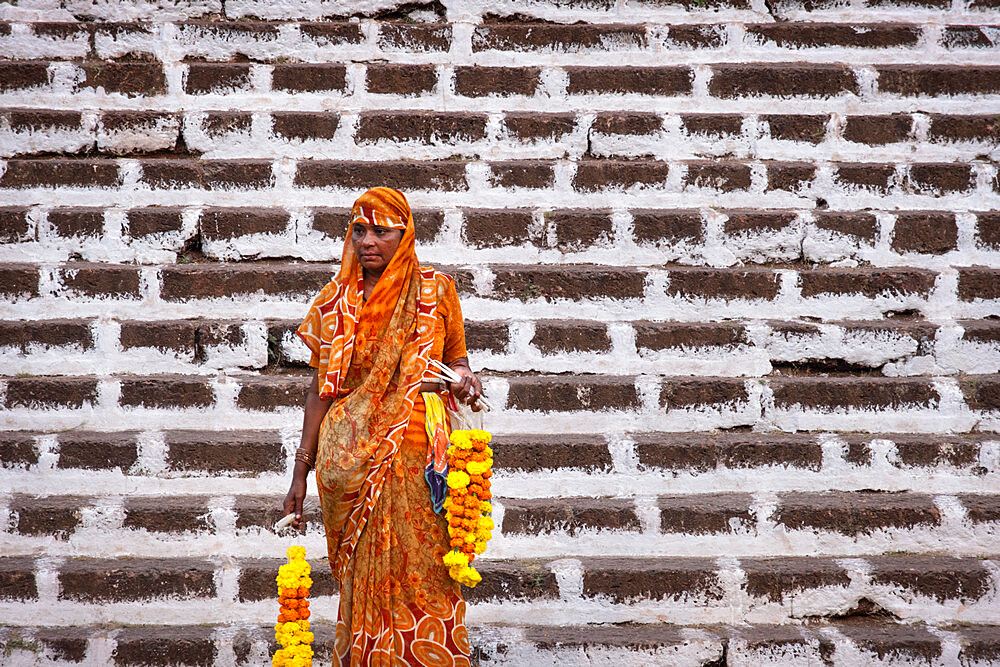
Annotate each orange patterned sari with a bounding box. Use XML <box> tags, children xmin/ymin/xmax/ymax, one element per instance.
<box><xmin>297</xmin><ymin>188</ymin><xmax>471</xmax><ymax>666</ymax></box>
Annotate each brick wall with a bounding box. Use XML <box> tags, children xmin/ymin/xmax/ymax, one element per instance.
<box><xmin>1</xmin><ymin>0</ymin><xmax>999</xmax><ymax>664</ymax></box>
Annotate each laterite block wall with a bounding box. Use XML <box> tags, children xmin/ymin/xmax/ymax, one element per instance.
<box><xmin>1</xmin><ymin>0</ymin><xmax>1000</xmax><ymax>664</ymax></box>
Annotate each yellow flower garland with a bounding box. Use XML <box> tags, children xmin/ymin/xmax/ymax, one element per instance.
<box><xmin>442</xmin><ymin>428</ymin><xmax>494</xmax><ymax>587</ymax></box>
<box><xmin>273</xmin><ymin>545</ymin><xmax>314</xmax><ymax>667</ymax></box>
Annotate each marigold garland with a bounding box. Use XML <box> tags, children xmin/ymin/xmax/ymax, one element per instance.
<box><xmin>273</xmin><ymin>545</ymin><xmax>314</xmax><ymax>667</ymax></box>
<box><xmin>442</xmin><ymin>428</ymin><xmax>494</xmax><ymax>587</ymax></box>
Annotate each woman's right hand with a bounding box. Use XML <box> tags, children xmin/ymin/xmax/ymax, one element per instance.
<box><xmin>282</xmin><ymin>475</ymin><xmax>308</xmax><ymax>531</ymax></box>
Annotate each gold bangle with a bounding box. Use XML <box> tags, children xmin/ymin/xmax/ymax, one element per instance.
<box><xmin>295</xmin><ymin>447</ymin><xmax>315</xmax><ymax>470</ymax></box>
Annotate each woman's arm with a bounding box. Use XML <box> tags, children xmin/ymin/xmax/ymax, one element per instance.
<box><xmin>448</xmin><ymin>356</ymin><xmax>484</xmax><ymax>412</ymax></box>
<box><xmin>282</xmin><ymin>372</ymin><xmax>332</xmax><ymax>530</ymax></box>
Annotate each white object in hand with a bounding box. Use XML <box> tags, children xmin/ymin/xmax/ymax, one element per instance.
<box><xmin>274</xmin><ymin>513</ymin><xmax>297</xmax><ymax>531</ymax></box>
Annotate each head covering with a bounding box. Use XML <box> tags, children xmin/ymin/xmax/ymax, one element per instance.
<box><xmin>296</xmin><ymin>187</ymin><xmax>440</xmax><ymax>577</ymax></box>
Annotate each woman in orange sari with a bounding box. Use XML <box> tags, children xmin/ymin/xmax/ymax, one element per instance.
<box><xmin>283</xmin><ymin>187</ymin><xmax>483</xmax><ymax>666</ymax></box>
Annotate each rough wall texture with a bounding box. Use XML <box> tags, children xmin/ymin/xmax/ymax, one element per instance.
<box><xmin>1</xmin><ymin>0</ymin><xmax>1000</xmax><ymax>664</ymax></box>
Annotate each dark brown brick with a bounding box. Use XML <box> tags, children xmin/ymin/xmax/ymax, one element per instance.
<box><xmin>0</xmin><ymin>207</ymin><xmax>31</xmax><ymax>243</ymax></box>
<box><xmin>635</xmin><ymin>322</ymin><xmax>748</xmax><ymax>351</ymax></box>
<box><xmin>466</xmin><ymin>560</ymin><xmax>560</xmax><ymax>603</ymax></box>
<box><xmin>710</xmin><ymin>63</ymin><xmax>858</xmax><ymax>98</ymax></box>
<box><xmin>60</xmin><ymin>558</ymin><xmax>215</xmax><ymax>602</ymax></box>
<box><xmin>566</xmin><ymin>66</ymin><xmax>692</xmax><ymax>96</ymax></box>
<box><xmin>631</xmin><ymin>209</ymin><xmax>702</xmax><ymax>245</ymax></box>
<box><xmin>961</xmin><ymin>375</ymin><xmax>1000</xmax><ymax>411</ymax></box>
<box><xmin>842</xmin><ymin>435</ymin><xmax>874</xmax><ymax>466</ymax></box>
<box><xmin>454</xmin><ymin>66</ymin><xmax>540</xmax><ymax>97</ymax></box>
<box><xmin>120</xmin><ymin>375</ymin><xmax>214</xmax><ymax>409</ymax></box>
<box><xmin>636</xmin><ymin>432</ymin><xmax>822</xmax><ymax>472</ymax></box>
<box><xmin>661</xmin><ymin>378</ymin><xmax>748</xmax><ymax>408</ymax></box>
<box><xmin>834</xmin><ymin>163</ymin><xmax>896</xmax><ymax>191</ymax></box>
<box><xmin>775</xmin><ymin>491</ymin><xmax>940</xmax><ymax>534</ymax></box>
<box><xmin>125</xmin><ymin>207</ymin><xmax>185</xmax><ymax>237</ymax></box>
<box><xmin>813</xmin><ymin>211</ymin><xmax>877</xmax><ymax>241</ymax></box>
<box><xmin>491</xmin><ymin>434</ymin><xmax>612</xmax><ymax>472</ymax></box>
<box><xmin>0</xmin><ymin>557</ymin><xmax>37</xmax><ymax>601</ymax></box>
<box><xmin>5</xmin><ymin>376</ymin><xmax>98</xmax><ymax>409</ymax></box>
<box><xmin>488</xmin><ymin>161</ymin><xmax>554</xmax><ymax>189</ymax></box>
<box><xmin>976</xmin><ymin>212</ymin><xmax>1000</xmax><ymax>250</ymax></box>
<box><xmin>238</xmin><ymin>556</ymin><xmax>335</xmax><ymax>600</ymax></box>
<box><xmin>869</xmin><ymin>556</ymin><xmax>990</xmax><ymax>602</ymax></box>
<box><xmin>743</xmin><ymin>557</ymin><xmax>850</xmax><ymax>602</ymax></box>
<box><xmin>201</xmin><ymin>111</ymin><xmax>252</xmax><ymax>137</ymax></box>
<box><xmin>582</xmin><ymin>557</ymin><xmax>723</xmax><ymax>602</ymax></box>
<box><xmin>123</xmin><ymin>496</ymin><xmax>212</xmax><ymax>533</ymax></box>
<box><xmin>763</xmin><ymin>115</ymin><xmax>827</xmax><ymax>143</ymax></box>
<box><xmin>82</xmin><ymin>62</ymin><xmax>165</xmax><ymax>97</ymax></box>
<box><xmin>907</xmin><ymin>163</ymin><xmax>974</xmax><ymax>194</ymax></box>
<box><xmin>473</xmin><ymin>23</ymin><xmax>646</xmax><ymax>52</ymax></box>
<box><xmin>667</xmin><ymin>268</ymin><xmax>780</xmax><ymax>301</ymax></box>
<box><xmin>958</xmin><ymin>494</ymin><xmax>1000</xmax><ymax>524</ymax></box>
<box><xmin>271</xmin><ymin>111</ymin><xmax>339</xmax><ymax>140</ymax></box>
<box><xmin>507</xmin><ymin>375</ymin><xmax>639</xmax><ymax>411</ymax></box>
<box><xmin>961</xmin><ymin>319</ymin><xmax>1000</xmax><ymax>343</ymax></box>
<box><xmin>379</xmin><ymin>22</ymin><xmax>451</xmax><ymax>51</ymax></box>
<box><xmin>928</xmin><ymin>115</ymin><xmax>1000</xmax><ymax>143</ymax></box>
<box><xmin>237</xmin><ymin>375</ymin><xmax>307</xmax><ymax>411</ymax></box>
<box><xmin>681</xmin><ymin>114</ymin><xmax>742</xmax><ymax>137</ymax></box>
<box><xmin>685</xmin><ymin>161</ymin><xmax>751</xmax><ymax>191</ymax></box>
<box><xmin>462</xmin><ymin>208</ymin><xmax>535</xmax><ymax>248</ymax></box>
<box><xmin>56</xmin><ymin>263</ymin><xmax>142</xmax><ymax>299</ymax></box>
<box><xmin>356</xmin><ymin>111</ymin><xmax>487</xmax><ymax>144</ymax></box>
<box><xmin>502</xmin><ymin>498</ymin><xmax>639</xmax><ymax>536</ymax></box>
<box><xmin>892</xmin><ymin>211</ymin><xmax>958</xmax><ymax>254</ymax></box>
<box><xmin>47</xmin><ymin>208</ymin><xmax>104</xmax><ymax>239</ymax></box>
<box><xmin>893</xmin><ymin>435</ymin><xmax>980</xmax><ymax>469</ymax></box>
<box><xmin>12</xmin><ymin>495</ymin><xmax>85</xmax><ymax>538</ymax></box>
<box><xmin>724</xmin><ymin>210</ymin><xmax>797</xmax><ymax>235</ymax></box>
<box><xmin>206</xmin><ymin>160</ymin><xmax>274</xmax><ymax>189</ymax></box>
<box><xmin>957</xmin><ymin>626</ymin><xmax>1000</xmax><ymax>666</ymax></box>
<box><xmin>300</xmin><ymin>22</ymin><xmax>365</xmax><ymax>45</ymax></box>
<box><xmin>0</xmin><ymin>159</ymin><xmax>120</xmax><ymax>189</ymax></box>
<box><xmin>0</xmin><ymin>318</ymin><xmax>94</xmax><ymax>352</ymax></box>
<box><xmin>592</xmin><ymin>112</ymin><xmax>662</xmax><ymax>136</ymax></box>
<box><xmin>310</xmin><ymin>207</ymin><xmax>350</xmax><ymax>242</ymax></box>
<box><xmin>763</xmin><ymin>162</ymin><xmax>815</xmax><ymax>193</ymax></box>
<box><xmin>295</xmin><ymin>160</ymin><xmax>467</xmax><ymax>191</ymax></box>
<box><xmin>747</xmin><ymin>23</ymin><xmax>919</xmax><ymax>48</ymax></box>
<box><xmin>113</xmin><ymin>626</ymin><xmax>216</xmax><ymax>667</ymax></box>
<box><xmin>550</xmin><ymin>208</ymin><xmax>613</xmax><ymax>250</ymax></box>
<box><xmin>201</xmin><ymin>207</ymin><xmax>290</xmax><ymax>241</ymax></box>
<box><xmin>574</xmin><ymin>160</ymin><xmax>670</xmax><ymax>191</ymax></box>
<box><xmin>138</xmin><ymin>159</ymin><xmax>201</xmax><ymax>189</ymax></box>
<box><xmin>799</xmin><ymin>268</ymin><xmax>935</xmax><ymax>298</ymax></box>
<box><xmin>665</xmin><ymin>24</ymin><xmax>726</xmax><ymax>48</ymax></box>
<box><xmin>119</xmin><ymin>320</ymin><xmax>196</xmax><ymax>353</ymax></box>
<box><xmin>877</xmin><ymin>65</ymin><xmax>1000</xmax><ymax>96</ymax></box>
<box><xmin>0</xmin><ymin>432</ymin><xmax>38</xmax><ymax>469</ymax></box>
<box><xmin>366</xmin><ymin>63</ymin><xmax>437</xmax><ymax>95</ymax></box>
<box><xmin>492</xmin><ymin>265</ymin><xmax>646</xmax><ymax>301</ymax></box>
<box><xmin>658</xmin><ymin>494</ymin><xmax>753</xmax><ymax>534</ymax></box>
<box><xmin>958</xmin><ymin>267</ymin><xmax>1000</xmax><ymax>301</ymax></box>
<box><xmin>57</xmin><ymin>431</ymin><xmax>138</xmax><ymax>471</ymax></box>
<box><xmin>522</xmin><ymin>624</ymin><xmax>690</xmax><ymax>651</ymax></box>
<box><xmin>464</xmin><ymin>320</ymin><xmax>509</xmax><ymax>354</ymax></box>
<box><xmin>4</xmin><ymin>108</ymin><xmax>82</xmax><ymax>133</ymax></box>
<box><xmin>160</xmin><ymin>263</ymin><xmax>332</xmax><ymax>301</ymax></box>
<box><xmin>532</xmin><ymin>320</ymin><xmax>610</xmax><ymax>353</ymax></box>
<box><xmin>843</xmin><ymin>115</ymin><xmax>912</xmax><ymax>145</ymax></box>
<box><xmin>166</xmin><ymin>430</ymin><xmax>284</xmax><ymax>474</ymax></box>
<box><xmin>502</xmin><ymin>112</ymin><xmax>577</xmax><ymax>140</ymax></box>
<box><xmin>771</xmin><ymin>377</ymin><xmax>938</xmax><ymax>409</ymax></box>
<box><xmin>184</xmin><ymin>63</ymin><xmax>250</xmax><ymax>94</ymax></box>
<box><xmin>31</xmin><ymin>22</ymin><xmax>91</xmax><ymax>41</ymax></box>
<box><xmin>0</xmin><ymin>265</ymin><xmax>40</xmax><ymax>298</ymax></box>
<box><xmin>273</xmin><ymin>63</ymin><xmax>347</xmax><ymax>93</ymax></box>
<box><xmin>837</xmin><ymin>624</ymin><xmax>942</xmax><ymax>664</ymax></box>
<box><xmin>0</xmin><ymin>61</ymin><xmax>50</xmax><ymax>92</ymax></box>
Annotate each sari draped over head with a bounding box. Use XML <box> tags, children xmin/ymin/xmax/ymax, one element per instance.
<box><xmin>296</xmin><ymin>187</ymin><xmax>439</xmax><ymax>580</ymax></box>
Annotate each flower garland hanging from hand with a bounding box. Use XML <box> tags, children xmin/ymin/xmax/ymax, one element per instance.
<box><xmin>273</xmin><ymin>545</ymin><xmax>314</xmax><ymax>667</ymax></box>
<box><xmin>442</xmin><ymin>428</ymin><xmax>494</xmax><ymax>587</ymax></box>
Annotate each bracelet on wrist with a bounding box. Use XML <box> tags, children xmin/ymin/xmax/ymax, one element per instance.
<box><xmin>294</xmin><ymin>447</ymin><xmax>316</xmax><ymax>470</ymax></box>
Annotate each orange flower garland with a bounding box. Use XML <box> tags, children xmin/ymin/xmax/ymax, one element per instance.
<box><xmin>273</xmin><ymin>545</ymin><xmax>314</xmax><ymax>667</ymax></box>
<box><xmin>441</xmin><ymin>428</ymin><xmax>494</xmax><ymax>587</ymax></box>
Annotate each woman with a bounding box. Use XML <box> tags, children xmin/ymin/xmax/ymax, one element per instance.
<box><xmin>283</xmin><ymin>187</ymin><xmax>483</xmax><ymax>666</ymax></box>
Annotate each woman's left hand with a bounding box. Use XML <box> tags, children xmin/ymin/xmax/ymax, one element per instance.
<box><xmin>448</xmin><ymin>362</ymin><xmax>484</xmax><ymax>412</ymax></box>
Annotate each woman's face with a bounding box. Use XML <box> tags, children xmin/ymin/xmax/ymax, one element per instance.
<box><xmin>351</xmin><ymin>222</ymin><xmax>403</xmax><ymax>274</ymax></box>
